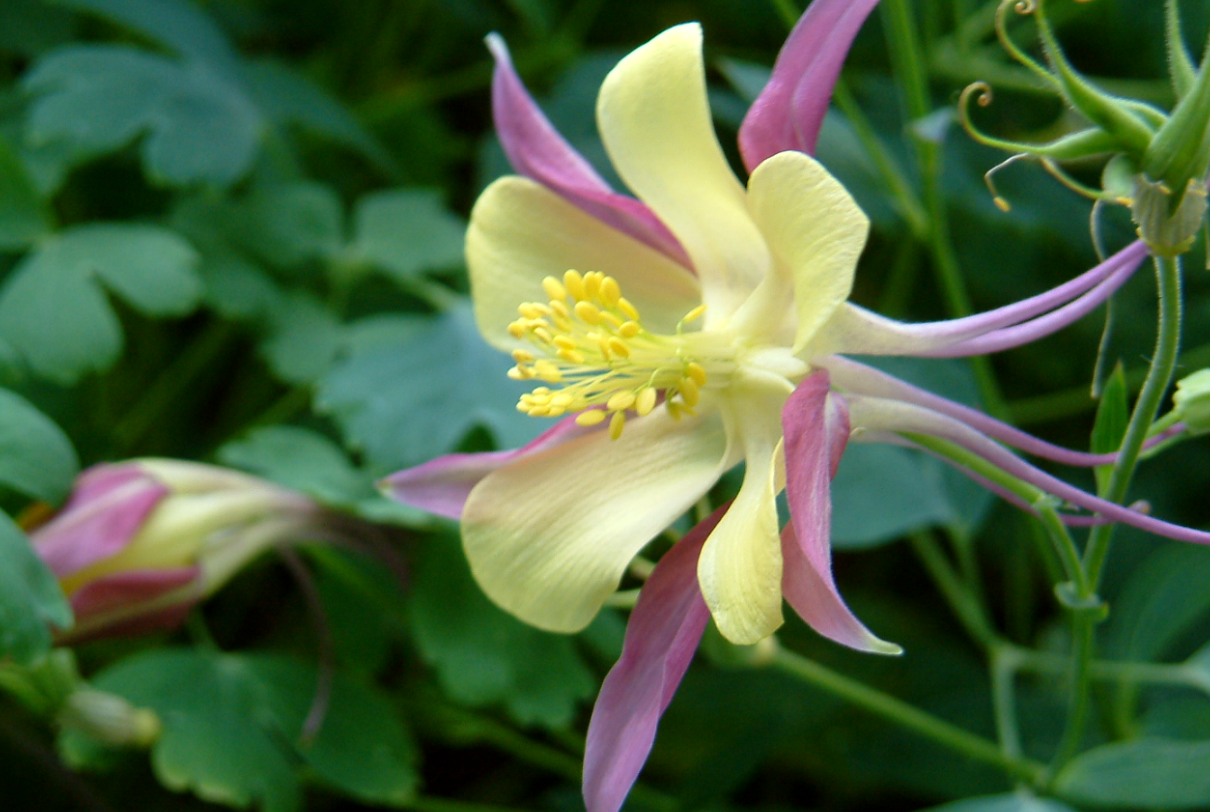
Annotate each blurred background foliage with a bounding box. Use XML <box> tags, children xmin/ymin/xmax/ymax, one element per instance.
<box><xmin>3</xmin><ymin>0</ymin><xmax>1210</xmax><ymax>810</ymax></box>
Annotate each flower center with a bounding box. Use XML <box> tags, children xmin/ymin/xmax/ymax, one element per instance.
<box><xmin>507</xmin><ymin>270</ymin><xmax>736</xmax><ymax>439</ymax></box>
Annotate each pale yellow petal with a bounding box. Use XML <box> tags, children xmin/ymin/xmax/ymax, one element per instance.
<box><xmin>596</xmin><ymin>24</ymin><xmax>770</xmax><ymax>322</ymax></box>
<box><xmin>466</xmin><ymin>176</ymin><xmax>701</xmax><ymax>350</ymax></box>
<box><xmin>697</xmin><ymin>379</ymin><xmax>793</xmax><ymax>644</ymax></box>
<box><xmin>741</xmin><ymin>152</ymin><xmax>868</xmax><ymax>354</ymax></box>
<box><xmin>462</xmin><ymin>405</ymin><xmax>735</xmax><ymax>633</ymax></box>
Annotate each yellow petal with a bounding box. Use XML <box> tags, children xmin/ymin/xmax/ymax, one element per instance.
<box><xmin>741</xmin><ymin>152</ymin><xmax>868</xmax><ymax>354</ymax></box>
<box><xmin>697</xmin><ymin>380</ymin><xmax>793</xmax><ymax>644</ymax></box>
<box><xmin>467</xmin><ymin>176</ymin><xmax>701</xmax><ymax>351</ymax></box>
<box><xmin>597</xmin><ymin>24</ymin><xmax>770</xmax><ymax>323</ymax></box>
<box><xmin>462</xmin><ymin>406</ymin><xmax>735</xmax><ymax>633</ymax></box>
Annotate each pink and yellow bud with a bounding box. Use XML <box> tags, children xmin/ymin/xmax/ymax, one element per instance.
<box><xmin>28</xmin><ymin>460</ymin><xmax>318</xmax><ymax>641</ymax></box>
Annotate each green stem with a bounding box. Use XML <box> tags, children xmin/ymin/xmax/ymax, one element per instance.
<box><xmin>881</xmin><ymin>0</ymin><xmax>1008</xmax><ymax>418</ymax></box>
<box><xmin>991</xmin><ymin>646</ymin><xmax>1024</xmax><ymax>762</ymax></box>
<box><xmin>909</xmin><ymin>531</ymin><xmax>999</xmax><ymax>648</ymax></box>
<box><xmin>772</xmin><ymin>647</ymin><xmax>1046</xmax><ymax>786</ymax></box>
<box><xmin>1084</xmin><ymin>253</ymin><xmax>1184</xmax><ymax>589</ymax></box>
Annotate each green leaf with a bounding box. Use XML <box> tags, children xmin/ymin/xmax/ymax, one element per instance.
<box><xmin>0</xmin><ymin>512</ymin><xmax>72</xmax><ymax>664</ymax></box>
<box><xmin>1103</xmin><ymin>543</ymin><xmax>1210</xmax><ymax>661</ymax></box>
<box><xmin>242</xmin><ymin>60</ymin><xmax>396</xmax><ymax>174</ymax></box>
<box><xmin>831</xmin><ymin>444</ymin><xmax>954</xmax><ymax>548</ymax></box>
<box><xmin>410</xmin><ymin>534</ymin><xmax>594</xmax><ymax>729</ymax></box>
<box><xmin>24</xmin><ymin>45</ymin><xmax>261</xmax><ymax>187</ymax></box>
<box><xmin>347</xmin><ymin>188</ymin><xmax>466</xmax><ymax>283</ymax></box>
<box><xmin>51</xmin><ymin>0</ymin><xmax>239</xmax><ymax>69</ymax></box>
<box><xmin>259</xmin><ymin>292</ymin><xmax>344</xmax><ymax>385</ymax></box>
<box><xmin>0</xmin><ymin>223</ymin><xmax>200</xmax><ymax>384</ymax></box>
<box><xmin>831</xmin><ymin>358</ymin><xmax>992</xmax><ymax>548</ymax></box>
<box><xmin>0</xmin><ymin>388</ymin><xmax>78</xmax><ymax>503</ymax></box>
<box><xmin>78</xmin><ymin>648</ymin><xmax>418</xmax><ymax>810</ymax></box>
<box><xmin>1054</xmin><ymin>738</ymin><xmax>1210</xmax><ymax>809</ymax></box>
<box><xmin>0</xmin><ymin>135</ymin><xmax>52</xmax><ymax>249</ymax></box>
<box><xmin>919</xmin><ymin>794</ymin><xmax>1079</xmax><ymax>812</ymax></box>
<box><xmin>218</xmin><ymin>426</ymin><xmax>373</xmax><ymax>506</ymax></box>
<box><xmin>230</xmin><ymin>182</ymin><xmax>344</xmax><ymax>270</ymax></box>
<box><xmin>316</xmin><ymin>305</ymin><xmax>538</xmax><ymax>472</ymax></box>
<box><xmin>0</xmin><ymin>0</ymin><xmax>78</xmax><ymax>58</ymax></box>
<box><xmin>244</xmin><ymin>655</ymin><xmax>418</xmax><ymax>805</ymax></box>
<box><xmin>1091</xmin><ymin>362</ymin><xmax>1128</xmax><ymax>492</ymax></box>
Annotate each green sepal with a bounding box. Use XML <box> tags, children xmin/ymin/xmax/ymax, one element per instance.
<box><xmin>1167</xmin><ymin>0</ymin><xmax>1198</xmax><ymax>98</ymax></box>
<box><xmin>1143</xmin><ymin>32</ymin><xmax>1210</xmax><ymax>208</ymax></box>
<box><xmin>1035</xmin><ymin>1</ymin><xmax>1156</xmax><ymax>158</ymax></box>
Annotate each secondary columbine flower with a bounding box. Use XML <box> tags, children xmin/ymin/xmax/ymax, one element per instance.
<box><xmin>387</xmin><ymin>4</ymin><xmax>1210</xmax><ymax>809</ymax></box>
<box><xmin>30</xmin><ymin>459</ymin><xmax>318</xmax><ymax>641</ymax></box>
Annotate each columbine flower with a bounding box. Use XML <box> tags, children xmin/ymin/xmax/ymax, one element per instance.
<box><xmin>387</xmin><ymin>3</ymin><xmax>1210</xmax><ymax>809</ymax></box>
<box><xmin>31</xmin><ymin>459</ymin><xmax>318</xmax><ymax>641</ymax></box>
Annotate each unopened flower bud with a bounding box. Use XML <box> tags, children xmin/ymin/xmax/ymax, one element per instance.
<box><xmin>59</xmin><ymin>689</ymin><xmax>160</xmax><ymax>747</ymax></box>
<box><xmin>30</xmin><ymin>460</ymin><xmax>320</xmax><ymax>641</ymax></box>
<box><xmin>1173</xmin><ymin>369</ymin><xmax>1210</xmax><ymax>435</ymax></box>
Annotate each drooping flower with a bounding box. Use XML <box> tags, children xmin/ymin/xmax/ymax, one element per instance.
<box><xmin>30</xmin><ymin>459</ymin><xmax>319</xmax><ymax>641</ymax></box>
<box><xmin>385</xmin><ymin>4</ymin><xmax>1210</xmax><ymax>809</ymax></box>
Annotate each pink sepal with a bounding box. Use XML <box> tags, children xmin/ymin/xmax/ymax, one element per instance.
<box><xmin>582</xmin><ymin>506</ymin><xmax>724</xmax><ymax>812</ymax></box>
<box><xmin>486</xmin><ymin>35</ymin><xmax>691</xmax><ymax>268</ymax></box>
<box><xmin>782</xmin><ymin>372</ymin><xmax>897</xmax><ymax>653</ymax></box>
<box><xmin>738</xmin><ymin>0</ymin><xmax>881</xmax><ymax>169</ymax></box>
<box><xmin>33</xmin><ymin>463</ymin><xmax>169</xmax><ymax>578</ymax></box>
<box><xmin>69</xmin><ymin>567</ymin><xmax>199</xmax><ymax>621</ymax></box>
<box><xmin>381</xmin><ymin>416</ymin><xmax>596</xmax><ymax>519</ymax></box>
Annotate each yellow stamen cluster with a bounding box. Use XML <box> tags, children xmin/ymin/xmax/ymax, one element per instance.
<box><xmin>508</xmin><ymin>270</ymin><xmax>710</xmax><ymax>439</ymax></box>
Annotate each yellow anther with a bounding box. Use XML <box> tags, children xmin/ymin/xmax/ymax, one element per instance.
<box><xmin>553</xmin><ymin>335</ymin><xmax>577</xmax><ymax>350</ymax></box>
<box><xmin>534</xmin><ymin>361</ymin><xmax>562</xmax><ymax>382</ymax></box>
<box><xmin>679</xmin><ymin>377</ymin><xmax>700</xmax><ymax>408</ymax></box>
<box><xmin>584</xmin><ymin>271</ymin><xmax>603</xmax><ymax>300</ymax></box>
<box><xmin>607</xmin><ymin>337</ymin><xmax>631</xmax><ymax>358</ymax></box>
<box><xmin>550</xmin><ymin>393</ymin><xmax>574</xmax><ymax>407</ymax></box>
<box><xmin>547</xmin><ymin>406</ymin><xmax>566</xmax><ymax>417</ymax></box>
<box><xmin>618</xmin><ymin>297</ymin><xmax>640</xmax><ymax>321</ymax></box>
<box><xmin>532</xmin><ymin>387</ymin><xmax>551</xmax><ymax>395</ymax></box>
<box><xmin>550</xmin><ymin>300</ymin><xmax>571</xmax><ymax>319</ymax></box>
<box><xmin>636</xmin><ymin>387</ymin><xmax>657</xmax><ymax>416</ymax></box>
<box><xmin>686</xmin><ymin>362</ymin><xmax>707</xmax><ymax>386</ymax></box>
<box><xmin>512</xmin><ymin>349</ymin><xmax>536</xmax><ymax>363</ymax></box>
<box><xmin>666</xmin><ymin>401</ymin><xmax>682</xmax><ymax>421</ymax></box>
<box><xmin>607</xmin><ymin>391</ymin><xmax>637</xmax><ymax>412</ymax></box>
<box><xmin>518</xmin><ymin>303</ymin><xmax>550</xmax><ymax>319</ymax></box>
<box><xmin>609</xmin><ymin>410</ymin><xmax>626</xmax><ymax>440</ymax></box>
<box><xmin>553</xmin><ymin>315</ymin><xmax>573</xmax><ymax>332</ymax></box>
<box><xmin>563</xmin><ymin>270</ymin><xmax>586</xmax><ymax>300</ymax></box>
<box><xmin>508</xmin><ymin>321</ymin><xmax>526</xmax><ymax>339</ymax></box>
<box><xmin>533</xmin><ymin>327</ymin><xmax>553</xmax><ymax>344</ymax></box>
<box><xmin>682</xmin><ymin>304</ymin><xmax>707</xmax><ymax>323</ymax></box>
<box><xmin>600</xmin><ymin>311</ymin><xmax>624</xmax><ymax>330</ymax></box>
<box><xmin>576</xmin><ymin>409</ymin><xmax>607</xmax><ymax>427</ymax></box>
<box><xmin>542</xmin><ymin>276</ymin><xmax>567</xmax><ymax>300</ymax></box>
<box><xmin>528</xmin><ymin>405</ymin><xmax>549</xmax><ymax>417</ymax></box>
<box><xmin>600</xmin><ymin>276</ymin><xmax>621</xmax><ymax>307</ymax></box>
<box><xmin>619</xmin><ymin>321</ymin><xmax>641</xmax><ymax>338</ymax></box>
<box><xmin>507</xmin><ymin>366</ymin><xmax>530</xmax><ymax>380</ymax></box>
<box><xmin>516</xmin><ymin>402</ymin><xmax>529</xmax><ymax>412</ymax></box>
<box><xmin>557</xmin><ymin>348</ymin><xmax>586</xmax><ymax>364</ymax></box>
<box><xmin>574</xmin><ymin>301</ymin><xmax>602</xmax><ymax>325</ymax></box>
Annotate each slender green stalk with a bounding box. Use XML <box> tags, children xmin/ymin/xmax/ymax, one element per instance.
<box><xmin>1083</xmin><ymin>254</ymin><xmax>1184</xmax><ymax>588</ymax></box>
<box><xmin>991</xmin><ymin>646</ymin><xmax>1024</xmax><ymax>762</ymax></box>
<box><xmin>909</xmin><ymin>531</ymin><xmax>999</xmax><ymax>648</ymax></box>
<box><xmin>881</xmin><ymin>0</ymin><xmax>1008</xmax><ymax>417</ymax></box>
<box><xmin>772</xmin><ymin>647</ymin><xmax>1046</xmax><ymax>786</ymax></box>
